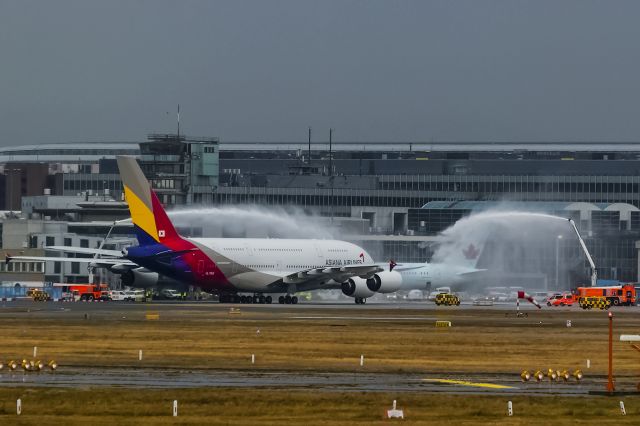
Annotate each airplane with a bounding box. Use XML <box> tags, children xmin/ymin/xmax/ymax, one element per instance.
<box><xmin>8</xmin><ymin>156</ymin><xmax>396</xmax><ymax>305</ymax></box>
<box><xmin>370</xmin><ymin>244</ymin><xmax>486</xmax><ymax>298</ymax></box>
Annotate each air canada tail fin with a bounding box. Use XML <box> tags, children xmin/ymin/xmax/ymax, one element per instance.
<box><xmin>432</xmin><ymin>240</ymin><xmax>485</xmax><ymax>269</ymax></box>
<box><xmin>116</xmin><ymin>156</ymin><xmax>180</xmax><ymax>246</ymax></box>
<box><xmin>461</xmin><ymin>242</ymin><xmax>484</xmax><ymax>269</ymax></box>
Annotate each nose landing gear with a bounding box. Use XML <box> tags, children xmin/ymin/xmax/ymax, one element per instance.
<box><xmin>354</xmin><ymin>297</ymin><xmax>367</xmax><ymax>305</ymax></box>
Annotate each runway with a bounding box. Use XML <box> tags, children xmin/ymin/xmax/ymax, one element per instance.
<box><xmin>0</xmin><ymin>367</ymin><xmax>601</xmax><ymax>395</ymax></box>
<box><xmin>1</xmin><ymin>299</ymin><xmax>639</xmax><ymax>396</ymax></box>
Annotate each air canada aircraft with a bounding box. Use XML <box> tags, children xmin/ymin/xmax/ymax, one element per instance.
<box><xmin>9</xmin><ymin>156</ymin><xmax>399</xmax><ymax>304</ymax></box>
<box><xmin>343</xmin><ymin>241</ymin><xmax>486</xmax><ymax>302</ymax></box>
<box><xmin>378</xmin><ymin>244</ymin><xmax>486</xmax><ymax>296</ymax></box>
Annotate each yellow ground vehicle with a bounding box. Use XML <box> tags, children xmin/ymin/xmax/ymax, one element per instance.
<box><xmin>578</xmin><ymin>296</ymin><xmax>611</xmax><ymax>310</ymax></box>
<box><xmin>26</xmin><ymin>288</ymin><xmax>50</xmax><ymax>302</ymax></box>
<box><xmin>435</xmin><ymin>293</ymin><xmax>460</xmax><ymax>306</ymax></box>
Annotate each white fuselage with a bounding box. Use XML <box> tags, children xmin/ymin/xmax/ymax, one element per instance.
<box><xmin>190</xmin><ymin>237</ymin><xmax>372</xmax><ymax>291</ymax></box>
<box><xmin>393</xmin><ymin>263</ymin><xmax>478</xmax><ymax>291</ymax></box>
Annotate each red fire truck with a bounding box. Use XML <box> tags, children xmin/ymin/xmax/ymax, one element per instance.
<box><xmin>575</xmin><ymin>284</ymin><xmax>636</xmax><ymax>306</ymax></box>
<box><xmin>63</xmin><ymin>284</ymin><xmax>110</xmax><ymax>301</ymax></box>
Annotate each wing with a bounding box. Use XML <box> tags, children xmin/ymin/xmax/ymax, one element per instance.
<box><xmin>6</xmin><ymin>255</ymin><xmax>137</xmax><ymax>270</ymax></box>
<box><xmin>279</xmin><ymin>263</ymin><xmax>385</xmax><ymax>291</ymax></box>
<box><xmin>44</xmin><ymin>246</ymin><xmax>124</xmax><ymax>258</ymax></box>
<box><xmin>456</xmin><ymin>268</ymin><xmax>488</xmax><ymax>277</ymax></box>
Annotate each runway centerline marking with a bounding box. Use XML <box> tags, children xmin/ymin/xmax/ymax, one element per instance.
<box><xmin>423</xmin><ymin>379</ymin><xmax>515</xmax><ymax>389</ymax></box>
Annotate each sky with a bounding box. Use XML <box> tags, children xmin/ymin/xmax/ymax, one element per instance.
<box><xmin>1</xmin><ymin>0</ymin><xmax>640</xmax><ymax>146</ymax></box>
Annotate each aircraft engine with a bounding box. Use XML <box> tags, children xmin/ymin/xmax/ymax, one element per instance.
<box><xmin>120</xmin><ymin>268</ymin><xmax>159</xmax><ymax>288</ymax></box>
<box><xmin>341</xmin><ymin>277</ymin><xmax>375</xmax><ymax>298</ymax></box>
<box><xmin>365</xmin><ymin>270</ymin><xmax>402</xmax><ymax>293</ymax></box>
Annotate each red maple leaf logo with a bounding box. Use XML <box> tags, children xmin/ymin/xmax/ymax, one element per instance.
<box><xmin>359</xmin><ymin>252</ymin><xmax>365</xmax><ymax>262</ymax></box>
<box><xmin>462</xmin><ymin>243</ymin><xmax>480</xmax><ymax>260</ymax></box>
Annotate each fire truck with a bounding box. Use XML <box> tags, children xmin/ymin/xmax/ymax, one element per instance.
<box><xmin>63</xmin><ymin>284</ymin><xmax>110</xmax><ymax>301</ymax></box>
<box><xmin>575</xmin><ymin>284</ymin><xmax>636</xmax><ymax>306</ymax></box>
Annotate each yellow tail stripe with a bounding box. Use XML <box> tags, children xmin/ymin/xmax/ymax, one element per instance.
<box><xmin>124</xmin><ymin>185</ymin><xmax>159</xmax><ymax>242</ymax></box>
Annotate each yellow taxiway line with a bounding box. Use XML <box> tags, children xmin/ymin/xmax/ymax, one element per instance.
<box><xmin>423</xmin><ymin>379</ymin><xmax>515</xmax><ymax>389</ymax></box>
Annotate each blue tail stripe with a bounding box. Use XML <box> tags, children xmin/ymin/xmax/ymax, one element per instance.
<box><xmin>134</xmin><ymin>224</ymin><xmax>158</xmax><ymax>246</ymax></box>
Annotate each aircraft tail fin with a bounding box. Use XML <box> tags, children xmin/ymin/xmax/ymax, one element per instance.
<box><xmin>116</xmin><ymin>156</ymin><xmax>180</xmax><ymax>246</ymax></box>
<box><xmin>432</xmin><ymin>239</ymin><xmax>485</xmax><ymax>269</ymax></box>
<box><xmin>460</xmin><ymin>242</ymin><xmax>484</xmax><ymax>269</ymax></box>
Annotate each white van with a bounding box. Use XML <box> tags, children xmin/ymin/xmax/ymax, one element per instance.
<box><xmin>109</xmin><ymin>290</ymin><xmax>127</xmax><ymax>301</ymax></box>
<box><xmin>124</xmin><ymin>290</ymin><xmax>145</xmax><ymax>302</ymax></box>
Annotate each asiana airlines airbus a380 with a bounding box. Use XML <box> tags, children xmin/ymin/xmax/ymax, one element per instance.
<box><xmin>10</xmin><ymin>156</ymin><xmax>402</xmax><ymax>304</ymax></box>
<box><xmin>8</xmin><ymin>157</ymin><xmax>489</xmax><ymax>304</ymax></box>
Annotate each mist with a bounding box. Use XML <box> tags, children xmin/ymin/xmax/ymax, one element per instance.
<box><xmin>431</xmin><ymin>210</ymin><xmax>587</xmax><ymax>290</ymax></box>
<box><xmin>166</xmin><ymin>204</ymin><xmax>589</xmax><ymax>291</ymax></box>
<box><xmin>168</xmin><ymin>205</ymin><xmax>337</xmax><ymax>239</ymax></box>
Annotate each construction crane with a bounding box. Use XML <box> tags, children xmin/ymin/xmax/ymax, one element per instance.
<box><xmin>568</xmin><ymin>218</ymin><xmax>597</xmax><ymax>287</ymax></box>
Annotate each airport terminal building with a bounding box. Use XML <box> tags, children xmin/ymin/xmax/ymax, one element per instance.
<box><xmin>3</xmin><ymin>139</ymin><xmax>640</xmax><ymax>289</ymax></box>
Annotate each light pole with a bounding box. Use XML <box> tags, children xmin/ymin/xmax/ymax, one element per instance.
<box><xmin>555</xmin><ymin>235</ymin><xmax>563</xmax><ymax>290</ymax></box>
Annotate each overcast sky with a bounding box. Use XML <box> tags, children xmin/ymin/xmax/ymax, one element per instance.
<box><xmin>2</xmin><ymin>1</ymin><xmax>640</xmax><ymax>146</ymax></box>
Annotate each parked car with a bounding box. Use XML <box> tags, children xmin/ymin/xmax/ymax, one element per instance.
<box><xmin>489</xmin><ymin>292</ymin><xmax>509</xmax><ymax>302</ymax></box>
<box><xmin>109</xmin><ymin>290</ymin><xmax>128</xmax><ymax>301</ymax></box>
<box><xmin>160</xmin><ymin>289</ymin><xmax>181</xmax><ymax>299</ymax></box>
<box><xmin>124</xmin><ymin>290</ymin><xmax>145</xmax><ymax>302</ymax></box>
<box><xmin>472</xmin><ymin>297</ymin><xmax>494</xmax><ymax>306</ymax></box>
<box><xmin>547</xmin><ymin>293</ymin><xmax>576</xmax><ymax>307</ymax></box>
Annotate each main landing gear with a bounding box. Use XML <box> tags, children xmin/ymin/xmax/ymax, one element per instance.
<box><xmin>219</xmin><ymin>293</ymin><xmax>272</xmax><ymax>304</ymax></box>
<box><xmin>354</xmin><ymin>297</ymin><xmax>367</xmax><ymax>305</ymax></box>
<box><xmin>278</xmin><ymin>294</ymin><xmax>298</xmax><ymax>304</ymax></box>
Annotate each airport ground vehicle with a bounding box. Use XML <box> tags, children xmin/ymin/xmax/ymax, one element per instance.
<box><xmin>109</xmin><ymin>290</ymin><xmax>127</xmax><ymax>301</ymax></box>
<box><xmin>546</xmin><ymin>293</ymin><xmax>564</xmax><ymax>306</ymax></box>
<box><xmin>160</xmin><ymin>289</ymin><xmax>180</xmax><ymax>299</ymax></box>
<box><xmin>124</xmin><ymin>290</ymin><xmax>145</xmax><ymax>302</ymax></box>
<box><xmin>434</xmin><ymin>293</ymin><xmax>460</xmax><ymax>306</ymax></box>
<box><xmin>27</xmin><ymin>288</ymin><xmax>50</xmax><ymax>301</ymax></box>
<box><xmin>472</xmin><ymin>296</ymin><xmax>493</xmax><ymax>306</ymax></box>
<box><xmin>489</xmin><ymin>292</ymin><xmax>509</xmax><ymax>302</ymax></box>
<box><xmin>578</xmin><ymin>296</ymin><xmax>611</xmax><ymax>310</ymax></box>
<box><xmin>575</xmin><ymin>284</ymin><xmax>636</xmax><ymax>306</ymax></box>
<box><xmin>68</xmin><ymin>284</ymin><xmax>110</xmax><ymax>301</ymax></box>
<box><xmin>548</xmin><ymin>293</ymin><xmax>576</xmax><ymax>307</ymax></box>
